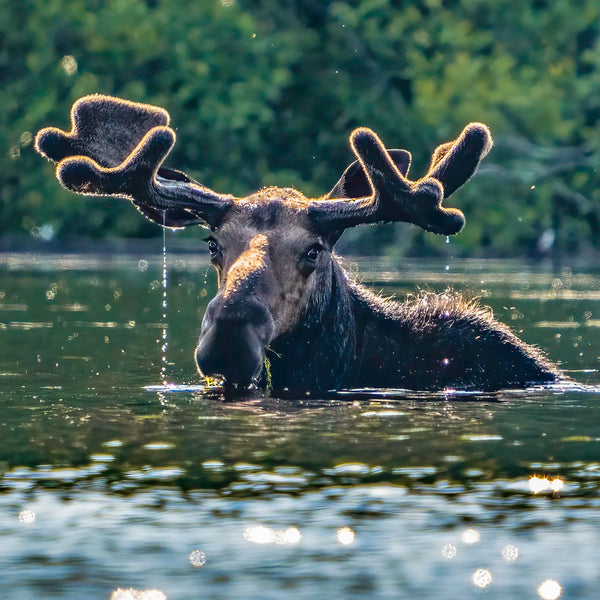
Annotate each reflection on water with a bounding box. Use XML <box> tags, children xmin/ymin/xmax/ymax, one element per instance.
<box><xmin>336</xmin><ymin>526</ymin><xmax>356</xmax><ymax>546</ymax></box>
<box><xmin>538</xmin><ymin>580</ymin><xmax>563</xmax><ymax>600</ymax></box>
<box><xmin>110</xmin><ymin>590</ymin><xmax>167</xmax><ymax>600</ymax></box>
<box><xmin>1</xmin><ymin>253</ymin><xmax>599</xmax><ymax>599</ymax></box>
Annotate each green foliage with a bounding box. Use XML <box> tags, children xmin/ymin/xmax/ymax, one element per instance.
<box><xmin>2</xmin><ymin>0</ymin><xmax>600</xmax><ymax>256</ymax></box>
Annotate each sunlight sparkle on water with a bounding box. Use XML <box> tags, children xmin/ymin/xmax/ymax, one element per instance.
<box><xmin>472</xmin><ymin>568</ymin><xmax>492</xmax><ymax>588</ymax></box>
<box><xmin>441</xmin><ymin>543</ymin><xmax>457</xmax><ymax>559</ymax></box>
<box><xmin>529</xmin><ymin>475</ymin><xmax>564</xmax><ymax>494</ymax></box>
<box><xmin>501</xmin><ymin>544</ymin><xmax>519</xmax><ymax>561</ymax></box>
<box><xmin>243</xmin><ymin>525</ymin><xmax>301</xmax><ymax>545</ymax></box>
<box><xmin>337</xmin><ymin>527</ymin><xmax>355</xmax><ymax>545</ymax></box>
<box><xmin>18</xmin><ymin>509</ymin><xmax>36</xmax><ymax>524</ymax></box>
<box><xmin>538</xmin><ymin>579</ymin><xmax>562</xmax><ymax>599</ymax></box>
<box><xmin>280</xmin><ymin>527</ymin><xmax>302</xmax><ymax>545</ymax></box>
<box><xmin>110</xmin><ymin>589</ymin><xmax>166</xmax><ymax>600</ymax></box>
<box><xmin>189</xmin><ymin>550</ymin><xmax>207</xmax><ymax>567</ymax></box>
<box><xmin>461</xmin><ymin>528</ymin><xmax>480</xmax><ymax>544</ymax></box>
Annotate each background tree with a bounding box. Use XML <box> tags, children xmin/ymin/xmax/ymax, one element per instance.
<box><xmin>2</xmin><ymin>0</ymin><xmax>599</xmax><ymax>257</ymax></box>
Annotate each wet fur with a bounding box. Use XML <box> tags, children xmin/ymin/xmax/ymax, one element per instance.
<box><xmin>267</xmin><ymin>257</ymin><xmax>558</xmax><ymax>392</ymax></box>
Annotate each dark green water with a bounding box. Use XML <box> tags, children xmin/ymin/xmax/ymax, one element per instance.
<box><xmin>1</xmin><ymin>251</ymin><xmax>599</xmax><ymax>599</ymax></box>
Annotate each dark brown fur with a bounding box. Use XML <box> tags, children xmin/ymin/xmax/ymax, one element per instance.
<box><xmin>35</xmin><ymin>95</ymin><xmax>560</xmax><ymax>392</ymax></box>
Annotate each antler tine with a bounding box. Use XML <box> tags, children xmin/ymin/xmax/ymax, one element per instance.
<box><xmin>426</xmin><ymin>122</ymin><xmax>492</xmax><ymax>198</ymax></box>
<box><xmin>308</xmin><ymin>124</ymin><xmax>492</xmax><ymax>236</ymax></box>
<box><xmin>326</xmin><ymin>148</ymin><xmax>412</xmax><ymax>199</ymax></box>
<box><xmin>35</xmin><ymin>95</ymin><xmax>234</xmax><ymax>229</ymax></box>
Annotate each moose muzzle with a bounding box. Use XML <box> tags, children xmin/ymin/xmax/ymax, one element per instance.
<box><xmin>195</xmin><ymin>235</ymin><xmax>275</xmax><ymax>387</ymax></box>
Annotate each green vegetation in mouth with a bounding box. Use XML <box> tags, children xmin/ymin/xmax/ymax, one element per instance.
<box><xmin>263</xmin><ymin>354</ymin><xmax>273</xmax><ymax>395</ymax></box>
<box><xmin>203</xmin><ymin>376</ymin><xmax>224</xmax><ymax>388</ymax></box>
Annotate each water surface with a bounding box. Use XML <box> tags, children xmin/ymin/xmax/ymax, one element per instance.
<box><xmin>1</xmin><ymin>251</ymin><xmax>599</xmax><ymax>599</ymax></box>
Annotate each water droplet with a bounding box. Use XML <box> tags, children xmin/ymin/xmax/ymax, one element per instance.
<box><xmin>441</xmin><ymin>543</ymin><xmax>457</xmax><ymax>559</ymax></box>
<box><xmin>445</xmin><ymin>265</ymin><xmax>450</xmax><ymax>271</ymax></box>
<box><xmin>161</xmin><ymin>216</ymin><xmax>168</xmax><ymax>385</ymax></box>
<box><xmin>445</xmin><ymin>236</ymin><xmax>450</xmax><ymax>244</ymax></box>
<box><xmin>60</xmin><ymin>55</ymin><xmax>78</xmax><ymax>76</ymax></box>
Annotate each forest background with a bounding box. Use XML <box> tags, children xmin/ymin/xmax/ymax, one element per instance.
<box><xmin>2</xmin><ymin>0</ymin><xmax>600</xmax><ymax>258</ymax></box>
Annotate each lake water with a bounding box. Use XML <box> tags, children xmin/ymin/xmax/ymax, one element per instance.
<box><xmin>1</xmin><ymin>250</ymin><xmax>599</xmax><ymax>599</ymax></box>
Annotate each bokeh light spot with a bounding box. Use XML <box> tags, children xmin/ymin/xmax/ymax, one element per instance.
<box><xmin>110</xmin><ymin>589</ymin><xmax>167</xmax><ymax>600</ymax></box>
<box><xmin>279</xmin><ymin>527</ymin><xmax>302</xmax><ymax>545</ymax></box>
<box><xmin>242</xmin><ymin>525</ymin><xmax>301</xmax><ymax>545</ymax></box>
<box><xmin>243</xmin><ymin>525</ymin><xmax>275</xmax><ymax>544</ymax></box>
<box><xmin>538</xmin><ymin>579</ymin><xmax>562</xmax><ymax>599</ymax></box>
<box><xmin>441</xmin><ymin>543</ymin><xmax>457</xmax><ymax>559</ymax></box>
<box><xmin>472</xmin><ymin>568</ymin><xmax>492</xmax><ymax>588</ymax></box>
<box><xmin>529</xmin><ymin>476</ymin><xmax>564</xmax><ymax>494</ymax></box>
<box><xmin>501</xmin><ymin>544</ymin><xmax>519</xmax><ymax>561</ymax></box>
<box><xmin>461</xmin><ymin>528</ymin><xmax>480</xmax><ymax>545</ymax></box>
<box><xmin>189</xmin><ymin>550</ymin><xmax>207</xmax><ymax>567</ymax></box>
<box><xmin>18</xmin><ymin>509</ymin><xmax>36</xmax><ymax>524</ymax></box>
<box><xmin>60</xmin><ymin>55</ymin><xmax>78</xmax><ymax>76</ymax></box>
<box><xmin>336</xmin><ymin>527</ymin><xmax>355</xmax><ymax>545</ymax></box>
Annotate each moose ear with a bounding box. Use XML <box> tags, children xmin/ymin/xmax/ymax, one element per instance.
<box><xmin>327</xmin><ymin>149</ymin><xmax>411</xmax><ymax>199</ymax></box>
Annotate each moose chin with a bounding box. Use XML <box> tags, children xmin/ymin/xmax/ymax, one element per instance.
<box><xmin>36</xmin><ymin>95</ymin><xmax>560</xmax><ymax>393</ymax></box>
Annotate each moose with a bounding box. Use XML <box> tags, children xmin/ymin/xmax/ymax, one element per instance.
<box><xmin>36</xmin><ymin>95</ymin><xmax>559</xmax><ymax>392</ymax></box>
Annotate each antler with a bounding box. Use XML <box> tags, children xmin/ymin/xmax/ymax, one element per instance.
<box><xmin>35</xmin><ymin>95</ymin><xmax>233</xmax><ymax>228</ymax></box>
<box><xmin>308</xmin><ymin>123</ymin><xmax>492</xmax><ymax>235</ymax></box>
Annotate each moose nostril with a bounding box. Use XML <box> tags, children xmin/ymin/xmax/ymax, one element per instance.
<box><xmin>196</xmin><ymin>319</ymin><xmax>270</xmax><ymax>388</ymax></box>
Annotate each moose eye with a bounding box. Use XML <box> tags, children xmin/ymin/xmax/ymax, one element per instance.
<box><xmin>305</xmin><ymin>244</ymin><xmax>323</xmax><ymax>262</ymax></box>
<box><xmin>206</xmin><ymin>237</ymin><xmax>220</xmax><ymax>258</ymax></box>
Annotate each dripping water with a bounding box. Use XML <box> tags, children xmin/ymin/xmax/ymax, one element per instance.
<box><xmin>161</xmin><ymin>212</ymin><xmax>168</xmax><ymax>385</ymax></box>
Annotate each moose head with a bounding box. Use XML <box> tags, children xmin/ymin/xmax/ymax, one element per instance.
<box><xmin>36</xmin><ymin>94</ymin><xmax>552</xmax><ymax>393</ymax></box>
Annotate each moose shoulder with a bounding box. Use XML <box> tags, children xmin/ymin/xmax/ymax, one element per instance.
<box><xmin>36</xmin><ymin>95</ymin><xmax>559</xmax><ymax>392</ymax></box>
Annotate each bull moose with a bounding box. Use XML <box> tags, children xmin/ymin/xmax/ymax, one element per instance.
<box><xmin>36</xmin><ymin>95</ymin><xmax>559</xmax><ymax>392</ymax></box>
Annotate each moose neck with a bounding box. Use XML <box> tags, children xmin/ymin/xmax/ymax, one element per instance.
<box><xmin>267</xmin><ymin>255</ymin><xmax>358</xmax><ymax>392</ymax></box>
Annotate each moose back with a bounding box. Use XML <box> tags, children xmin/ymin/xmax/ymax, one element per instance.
<box><xmin>36</xmin><ymin>95</ymin><xmax>559</xmax><ymax>392</ymax></box>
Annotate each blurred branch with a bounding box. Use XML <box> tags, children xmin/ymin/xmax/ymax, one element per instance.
<box><xmin>479</xmin><ymin>134</ymin><xmax>593</xmax><ymax>184</ymax></box>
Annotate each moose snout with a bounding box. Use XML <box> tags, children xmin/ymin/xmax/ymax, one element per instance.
<box><xmin>195</xmin><ymin>296</ymin><xmax>274</xmax><ymax>388</ymax></box>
